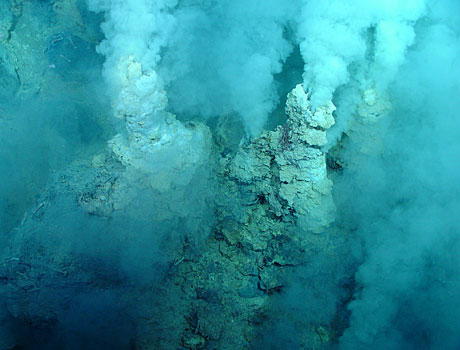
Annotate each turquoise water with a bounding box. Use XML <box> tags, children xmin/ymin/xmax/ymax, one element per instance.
<box><xmin>0</xmin><ymin>1</ymin><xmax>460</xmax><ymax>349</ymax></box>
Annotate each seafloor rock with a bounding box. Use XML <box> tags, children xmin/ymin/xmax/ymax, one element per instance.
<box><xmin>105</xmin><ymin>57</ymin><xmax>215</xmax><ymax>232</ymax></box>
<box><xmin>346</xmin><ymin>88</ymin><xmax>392</xmax><ymax>155</ymax></box>
<box><xmin>326</xmin><ymin>88</ymin><xmax>393</xmax><ymax>173</ymax></box>
<box><xmin>0</xmin><ymin>1</ymin><xmax>355</xmax><ymax>349</ymax></box>
<box><xmin>0</xmin><ymin>89</ymin><xmax>347</xmax><ymax>350</ymax></box>
<box><xmin>0</xmin><ymin>153</ymin><xmax>214</xmax><ymax>349</ymax></box>
<box><xmin>0</xmin><ymin>1</ymin><xmax>13</xmax><ymax>42</ymax></box>
<box><xmin>0</xmin><ymin>46</ymin><xmax>19</xmax><ymax>103</ymax></box>
<box><xmin>182</xmin><ymin>332</ymin><xmax>206</xmax><ymax>349</ymax></box>
<box><xmin>230</xmin><ymin>84</ymin><xmax>336</xmax><ymax>233</ymax></box>
<box><xmin>109</xmin><ymin>56</ymin><xmax>212</xmax><ymax>192</ymax></box>
<box><xmin>44</xmin><ymin>31</ymin><xmax>102</xmax><ymax>81</ymax></box>
<box><xmin>0</xmin><ymin>0</ymin><xmax>104</xmax><ymax>99</ymax></box>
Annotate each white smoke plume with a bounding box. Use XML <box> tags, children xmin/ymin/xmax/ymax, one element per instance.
<box><xmin>2</xmin><ymin>0</ymin><xmax>460</xmax><ymax>348</ymax></box>
<box><xmin>87</xmin><ymin>0</ymin><xmax>177</xmax><ymax>92</ymax></box>
<box><xmin>297</xmin><ymin>0</ymin><xmax>425</xmax><ymax>109</ymax></box>
<box><xmin>335</xmin><ymin>1</ymin><xmax>460</xmax><ymax>348</ymax></box>
<box><xmin>89</xmin><ymin>0</ymin><xmax>299</xmax><ymax>136</ymax></box>
<box><xmin>88</xmin><ymin>0</ymin><xmax>427</xmax><ymax>138</ymax></box>
<box><xmin>159</xmin><ymin>0</ymin><xmax>299</xmax><ymax>135</ymax></box>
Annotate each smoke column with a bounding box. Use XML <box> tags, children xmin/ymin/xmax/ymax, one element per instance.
<box><xmin>336</xmin><ymin>1</ymin><xmax>460</xmax><ymax>348</ymax></box>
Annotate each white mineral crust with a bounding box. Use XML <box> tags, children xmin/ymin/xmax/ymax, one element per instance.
<box><xmin>347</xmin><ymin>88</ymin><xmax>392</xmax><ymax>155</ymax></box>
<box><xmin>109</xmin><ymin>56</ymin><xmax>211</xmax><ymax>191</ymax></box>
<box><xmin>231</xmin><ymin>84</ymin><xmax>336</xmax><ymax>233</ymax></box>
<box><xmin>282</xmin><ymin>84</ymin><xmax>336</xmax><ymax>232</ymax></box>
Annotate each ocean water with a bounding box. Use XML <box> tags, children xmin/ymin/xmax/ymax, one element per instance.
<box><xmin>1</xmin><ymin>1</ymin><xmax>460</xmax><ymax>349</ymax></box>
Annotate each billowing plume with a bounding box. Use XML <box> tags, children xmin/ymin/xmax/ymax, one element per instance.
<box><xmin>89</xmin><ymin>0</ymin><xmax>299</xmax><ymax>135</ymax></box>
<box><xmin>336</xmin><ymin>2</ymin><xmax>460</xmax><ymax>348</ymax></box>
<box><xmin>298</xmin><ymin>0</ymin><xmax>425</xmax><ymax>109</ymax></box>
<box><xmin>87</xmin><ymin>0</ymin><xmax>176</xmax><ymax>92</ymax></box>
<box><xmin>160</xmin><ymin>0</ymin><xmax>299</xmax><ymax>135</ymax></box>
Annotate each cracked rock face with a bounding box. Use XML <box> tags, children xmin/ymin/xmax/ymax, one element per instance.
<box><xmin>0</xmin><ymin>78</ymin><xmax>347</xmax><ymax>349</ymax></box>
<box><xmin>285</xmin><ymin>84</ymin><xmax>335</xmax><ymax>130</ymax></box>
<box><xmin>230</xmin><ymin>84</ymin><xmax>336</xmax><ymax>233</ymax></box>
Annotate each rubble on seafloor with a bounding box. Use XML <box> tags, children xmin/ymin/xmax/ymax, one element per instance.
<box><xmin>0</xmin><ymin>1</ymin><xmax>384</xmax><ymax>349</ymax></box>
<box><xmin>0</xmin><ymin>80</ymin><xmax>348</xmax><ymax>349</ymax></box>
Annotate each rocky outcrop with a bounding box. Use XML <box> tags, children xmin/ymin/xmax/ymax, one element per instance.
<box><xmin>109</xmin><ymin>56</ymin><xmax>212</xmax><ymax>192</ymax></box>
<box><xmin>347</xmin><ymin>88</ymin><xmax>392</xmax><ymax>155</ymax></box>
<box><xmin>230</xmin><ymin>84</ymin><xmax>336</xmax><ymax>233</ymax></box>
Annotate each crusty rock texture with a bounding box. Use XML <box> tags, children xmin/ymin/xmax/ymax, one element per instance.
<box><xmin>109</xmin><ymin>56</ymin><xmax>212</xmax><ymax>192</ymax></box>
<box><xmin>0</xmin><ymin>81</ymin><xmax>346</xmax><ymax>350</ymax></box>
<box><xmin>105</xmin><ymin>56</ymin><xmax>215</xmax><ymax>230</ymax></box>
<box><xmin>347</xmin><ymin>88</ymin><xmax>392</xmax><ymax>155</ymax></box>
<box><xmin>230</xmin><ymin>84</ymin><xmax>336</xmax><ymax>233</ymax></box>
<box><xmin>0</xmin><ymin>3</ymin><xmax>354</xmax><ymax>350</ymax></box>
